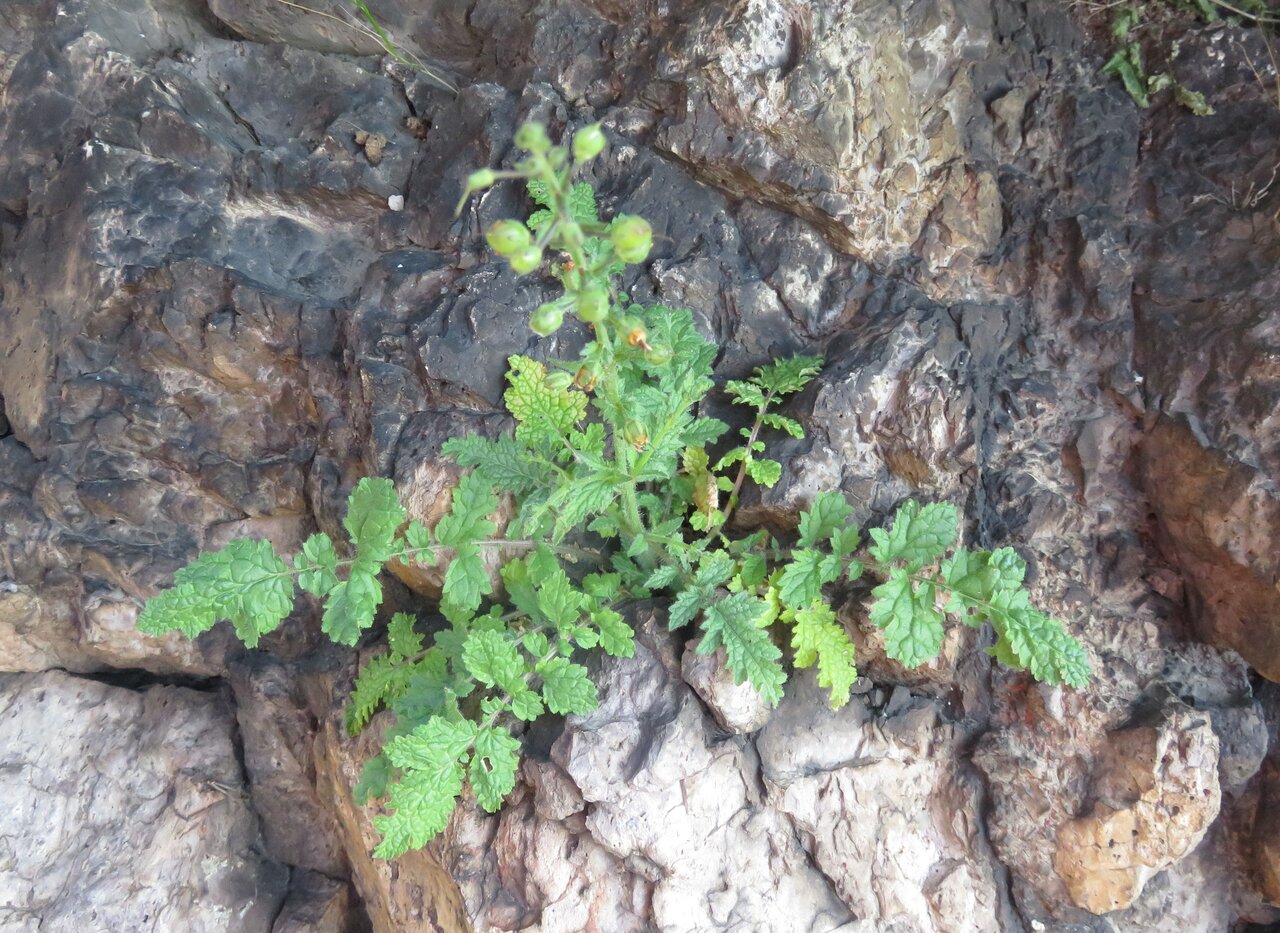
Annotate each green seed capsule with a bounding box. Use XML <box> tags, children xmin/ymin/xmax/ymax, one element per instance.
<box><xmin>572</xmin><ymin>124</ymin><xmax>607</xmax><ymax>162</ymax></box>
<box><xmin>529</xmin><ymin>303</ymin><xmax>563</xmax><ymax>335</ymax></box>
<box><xmin>644</xmin><ymin>344</ymin><xmax>673</xmax><ymax>366</ymax></box>
<box><xmin>467</xmin><ymin>169</ymin><xmax>497</xmax><ymax>190</ymax></box>
<box><xmin>622</xmin><ymin>421</ymin><xmax>649</xmax><ymax>449</ymax></box>
<box><xmin>486</xmin><ymin>220</ymin><xmax>532</xmax><ymax>256</ymax></box>
<box><xmin>514</xmin><ymin>122</ymin><xmax>551</xmax><ymax>153</ymax></box>
<box><xmin>574</xmin><ymin>363</ymin><xmax>600</xmax><ymax>391</ymax></box>
<box><xmin>544</xmin><ymin>370</ymin><xmax>574</xmax><ymax>390</ymax></box>
<box><xmin>611</xmin><ymin>215</ymin><xmax>653</xmax><ymax>264</ymax></box>
<box><xmin>508</xmin><ymin>245</ymin><xmax>543</xmax><ymax>276</ymax></box>
<box><xmin>575</xmin><ymin>288</ymin><xmax>609</xmax><ymax>323</ymax></box>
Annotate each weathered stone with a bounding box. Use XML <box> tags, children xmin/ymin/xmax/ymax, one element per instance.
<box><xmin>79</xmin><ymin>588</ymin><xmax>227</xmax><ymax>676</ymax></box>
<box><xmin>1053</xmin><ymin>708</ymin><xmax>1221</xmax><ymax>914</ymax></box>
<box><xmin>547</xmin><ymin>610</ymin><xmax>855</xmax><ymax>932</ymax></box>
<box><xmin>313</xmin><ymin>704</ymin><xmax>472</xmax><ymax>933</ymax></box>
<box><xmin>1140</xmin><ymin>417</ymin><xmax>1280</xmax><ymax>682</ymax></box>
<box><xmin>1210</xmin><ymin>704</ymin><xmax>1268</xmax><ymax>793</ymax></box>
<box><xmin>654</xmin><ymin>0</ymin><xmax>1003</xmax><ymax>294</ymax></box>
<box><xmin>0</xmin><ymin>670</ymin><xmax>287</xmax><ymax>931</ymax></box>
<box><xmin>231</xmin><ymin>658</ymin><xmax>349</xmax><ymax>878</ymax></box>
<box><xmin>440</xmin><ymin>785</ymin><xmax>651</xmax><ymax>932</ymax></box>
<box><xmin>1253</xmin><ymin>763</ymin><xmax>1280</xmax><ymax>906</ymax></box>
<box><xmin>0</xmin><ymin>587</ymin><xmax>85</xmax><ymax>673</ymax></box>
<box><xmin>766</xmin><ymin>674</ymin><xmax>1005</xmax><ymax>933</ymax></box>
<box><xmin>681</xmin><ymin>638</ymin><xmax>773</xmax><ymax>734</ymax></box>
<box><xmin>272</xmin><ymin>870</ymin><xmax>361</xmax><ymax>933</ymax></box>
<box><xmin>2</xmin><ymin>0</ymin><xmax>1280</xmax><ymax>928</ymax></box>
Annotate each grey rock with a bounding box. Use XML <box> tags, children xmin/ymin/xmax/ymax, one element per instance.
<box><xmin>0</xmin><ymin>670</ymin><xmax>287</xmax><ymax>931</ymax></box>
<box><xmin>272</xmin><ymin>870</ymin><xmax>363</xmax><ymax>933</ymax></box>
<box><xmin>551</xmin><ymin>611</ymin><xmax>856</xmax><ymax>932</ymax></box>
<box><xmin>230</xmin><ymin>658</ymin><xmax>349</xmax><ymax>877</ymax></box>
<box><xmin>1210</xmin><ymin>704</ymin><xmax>1269</xmax><ymax>793</ymax></box>
<box><xmin>680</xmin><ymin>638</ymin><xmax>774</xmax><ymax>734</ymax></box>
<box><xmin>766</xmin><ymin>675</ymin><xmax>1003</xmax><ymax>933</ymax></box>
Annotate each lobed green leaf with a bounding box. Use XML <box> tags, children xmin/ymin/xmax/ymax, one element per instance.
<box><xmin>798</xmin><ymin>491</ymin><xmax>854</xmax><ymax>548</ymax></box>
<box><xmin>470</xmin><ymin>726</ymin><xmax>521</xmax><ymax>811</ymax></box>
<box><xmin>869</xmin><ymin>568</ymin><xmax>945</xmax><ymax>668</ymax></box>
<box><xmin>868</xmin><ymin>501</ymin><xmax>959</xmax><ymax>569</ymax></box>
<box><xmin>537</xmin><ymin>657</ymin><xmax>598</xmax><ymax>714</ymax></box>
<box><xmin>791</xmin><ymin>601</ymin><xmax>858</xmax><ymax>708</ymax></box>
<box><xmin>698</xmin><ymin>592</ymin><xmax>785</xmax><ymax>706</ymax></box>
<box><xmin>778</xmin><ymin>549</ymin><xmax>843</xmax><ymax>610</ymax></box>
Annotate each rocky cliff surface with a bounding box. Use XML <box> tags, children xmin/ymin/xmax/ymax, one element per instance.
<box><xmin>1</xmin><ymin>0</ymin><xmax>1278</xmax><ymax>930</ymax></box>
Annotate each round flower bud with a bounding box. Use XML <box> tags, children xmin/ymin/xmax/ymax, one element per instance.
<box><xmin>514</xmin><ymin>122</ymin><xmax>551</xmax><ymax>153</ymax></box>
<box><xmin>575</xmin><ymin>288</ymin><xmax>609</xmax><ymax>323</ymax></box>
<box><xmin>610</xmin><ymin>215</ymin><xmax>653</xmax><ymax>264</ymax></box>
<box><xmin>529</xmin><ymin>303</ymin><xmax>564</xmax><ymax>335</ymax></box>
<box><xmin>486</xmin><ymin>220</ymin><xmax>532</xmax><ymax>256</ymax></box>
<box><xmin>508</xmin><ymin>245</ymin><xmax>543</xmax><ymax>276</ymax></box>
<box><xmin>544</xmin><ymin>369</ymin><xmax>574</xmax><ymax>390</ymax></box>
<box><xmin>572</xmin><ymin>124</ymin><xmax>607</xmax><ymax>162</ymax></box>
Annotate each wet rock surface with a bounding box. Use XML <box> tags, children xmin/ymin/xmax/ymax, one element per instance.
<box><xmin>1</xmin><ymin>0</ymin><xmax>1278</xmax><ymax>930</ymax></box>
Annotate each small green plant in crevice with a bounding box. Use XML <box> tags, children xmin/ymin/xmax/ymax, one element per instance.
<box><xmin>138</xmin><ymin>122</ymin><xmax>1091</xmax><ymax>857</ymax></box>
<box><xmin>272</xmin><ymin>0</ymin><xmax>456</xmax><ymax>92</ymax></box>
<box><xmin>1096</xmin><ymin>0</ymin><xmax>1280</xmax><ymax>114</ymax></box>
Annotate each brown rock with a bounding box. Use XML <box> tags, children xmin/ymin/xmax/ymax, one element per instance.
<box><xmin>80</xmin><ymin>588</ymin><xmax>226</xmax><ymax>676</ymax></box>
<box><xmin>654</xmin><ymin>0</ymin><xmax>1003</xmax><ymax>297</ymax></box>
<box><xmin>231</xmin><ymin>659</ymin><xmax>349</xmax><ymax>878</ymax></box>
<box><xmin>272</xmin><ymin>870</ymin><xmax>360</xmax><ymax>933</ymax></box>
<box><xmin>1053</xmin><ymin>708</ymin><xmax>1221</xmax><ymax>914</ymax></box>
<box><xmin>1141</xmin><ymin>416</ymin><xmax>1280</xmax><ymax>682</ymax></box>
<box><xmin>0</xmin><ymin>586</ymin><xmax>84</xmax><ymax>673</ymax></box>
<box><xmin>314</xmin><ymin>709</ymin><xmax>471</xmax><ymax>933</ymax></box>
<box><xmin>1254</xmin><ymin>762</ymin><xmax>1280</xmax><ymax>905</ymax></box>
<box><xmin>0</xmin><ymin>584</ymin><xmax>227</xmax><ymax>677</ymax></box>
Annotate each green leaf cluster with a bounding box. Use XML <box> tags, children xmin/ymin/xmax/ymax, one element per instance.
<box><xmin>1099</xmin><ymin>4</ymin><xmax>1217</xmax><ymax>115</ymax></box>
<box><xmin>137</xmin><ymin>122</ymin><xmax>1092</xmax><ymax>860</ymax></box>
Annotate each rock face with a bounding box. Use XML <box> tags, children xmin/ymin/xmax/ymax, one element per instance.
<box><xmin>1053</xmin><ymin>708</ymin><xmax>1222</xmax><ymax>914</ymax></box>
<box><xmin>0</xmin><ymin>670</ymin><xmax>287</xmax><ymax>931</ymax></box>
<box><xmin>431</xmin><ymin>611</ymin><xmax>1005</xmax><ymax>933</ymax></box>
<box><xmin>0</xmin><ymin>0</ymin><xmax>1278</xmax><ymax>931</ymax></box>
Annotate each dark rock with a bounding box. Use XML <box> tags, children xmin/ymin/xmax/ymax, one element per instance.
<box><xmin>1</xmin><ymin>0</ymin><xmax>1279</xmax><ymax>928</ymax></box>
<box><xmin>272</xmin><ymin>870</ymin><xmax>366</xmax><ymax>933</ymax></box>
<box><xmin>231</xmin><ymin>658</ymin><xmax>349</xmax><ymax>877</ymax></box>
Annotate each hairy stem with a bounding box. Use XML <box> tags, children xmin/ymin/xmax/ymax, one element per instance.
<box><xmin>710</xmin><ymin>391</ymin><xmax>775</xmax><ymax>540</ymax></box>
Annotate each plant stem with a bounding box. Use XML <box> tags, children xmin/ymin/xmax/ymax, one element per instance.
<box><xmin>705</xmin><ymin>392</ymin><xmax>774</xmax><ymax>543</ymax></box>
<box><xmin>282</xmin><ymin>538</ymin><xmax>602</xmax><ymax>583</ymax></box>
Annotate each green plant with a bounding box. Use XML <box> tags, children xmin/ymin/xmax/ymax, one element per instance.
<box><xmin>270</xmin><ymin>0</ymin><xmax>456</xmax><ymax>92</ymax></box>
<box><xmin>1096</xmin><ymin>0</ymin><xmax>1280</xmax><ymax>114</ymax></box>
<box><xmin>138</xmin><ymin>123</ymin><xmax>1090</xmax><ymax>857</ymax></box>
<box><xmin>1100</xmin><ymin>5</ymin><xmax>1215</xmax><ymax>113</ymax></box>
